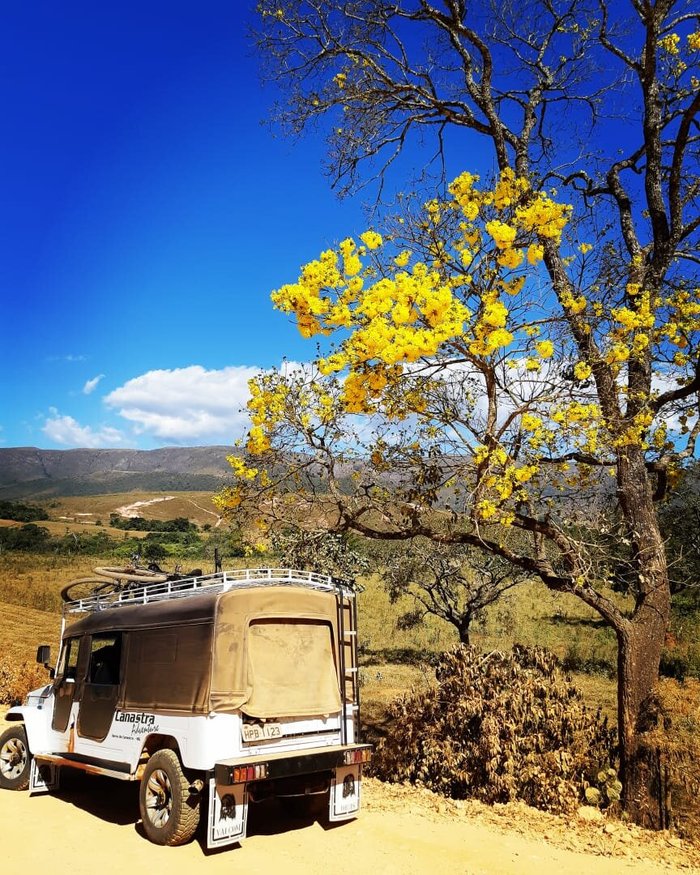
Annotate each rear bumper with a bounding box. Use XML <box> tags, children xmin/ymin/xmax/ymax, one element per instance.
<box><xmin>214</xmin><ymin>743</ymin><xmax>372</xmax><ymax>785</ymax></box>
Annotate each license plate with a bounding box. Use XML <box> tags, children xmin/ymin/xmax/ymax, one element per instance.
<box><xmin>242</xmin><ymin>722</ymin><xmax>282</xmax><ymax>742</ymax></box>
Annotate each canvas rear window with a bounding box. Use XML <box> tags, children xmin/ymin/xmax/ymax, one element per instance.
<box><xmin>241</xmin><ymin>619</ymin><xmax>341</xmax><ymax>719</ymax></box>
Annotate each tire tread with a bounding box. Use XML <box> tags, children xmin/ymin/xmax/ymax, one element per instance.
<box><xmin>0</xmin><ymin>725</ymin><xmax>31</xmax><ymax>791</ymax></box>
<box><xmin>139</xmin><ymin>748</ymin><xmax>200</xmax><ymax>846</ymax></box>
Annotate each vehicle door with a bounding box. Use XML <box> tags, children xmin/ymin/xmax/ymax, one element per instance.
<box><xmin>51</xmin><ymin>636</ymin><xmax>81</xmax><ymax>733</ymax></box>
<box><xmin>77</xmin><ymin>633</ymin><xmax>123</xmax><ymax>742</ymax></box>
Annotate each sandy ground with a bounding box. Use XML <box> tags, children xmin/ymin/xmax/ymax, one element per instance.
<box><xmin>114</xmin><ymin>496</ymin><xmax>175</xmax><ymax>518</ymax></box>
<box><xmin>1</xmin><ymin>771</ymin><xmax>697</xmax><ymax>874</ymax></box>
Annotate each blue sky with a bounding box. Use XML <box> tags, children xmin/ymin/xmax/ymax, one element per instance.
<box><xmin>0</xmin><ymin>1</ymin><xmax>421</xmax><ymax>450</ymax></box>
<box><xmin>2</xmin><ymin>4</ymin><xmax>692</xmax><ymax>453</ymax></box>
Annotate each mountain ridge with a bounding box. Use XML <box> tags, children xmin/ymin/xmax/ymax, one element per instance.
<box><xmin>0</xmin><ymin>446</ymin><xmax>235</xmax><ymax>498</ymax></box>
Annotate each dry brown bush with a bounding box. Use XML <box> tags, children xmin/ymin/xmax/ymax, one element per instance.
<box><xmin>637</xmin><ymin>678</ymin><xmax>700</xmax><ymax>837</ymax></box>
<box><xmin>0</xmin><ymin>656</ymin><xmax>49</xmax><ymax>706</ymax></box>
<box><xmin>372</xmin><ymin>644</ymin><xmax>616</xmax><ymax>814</ymax></box>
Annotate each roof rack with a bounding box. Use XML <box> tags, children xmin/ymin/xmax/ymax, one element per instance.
<box><xmin>62</xmin><ymin>567</ymin><xmax>356</xmax><ymax>617</ymax></box>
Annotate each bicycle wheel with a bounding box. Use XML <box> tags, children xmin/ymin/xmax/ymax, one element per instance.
<box><xmin>93</xmin><ymin>566</ymin><xmax>168</xmax><ymax>583</ymax></box>
<box><xmin>60</xmin><ymin>577</ymin><xmax>123</xmax><ymax>603</ymax></box>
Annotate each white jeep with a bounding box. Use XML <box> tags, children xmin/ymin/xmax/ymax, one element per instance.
<box><xmin>0</xmin><ymin>567</ymin><xmax>370</xmax><ymax>848</ymax></box>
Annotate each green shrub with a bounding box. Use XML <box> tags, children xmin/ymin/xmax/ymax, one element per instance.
<box><xmin>0</xmin><ymin>500</ymin><xmax>47</xmax><ymax>523</ymax></box>
<box><xmin>372</xmin><ymin>644</ymin><xmax>616</xmax><ymax>814</ymax></box>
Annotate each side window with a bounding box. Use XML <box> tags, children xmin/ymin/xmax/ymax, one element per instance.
<box><xmin>88</xmin><ymin>633</ymin><xmax>122</xmax><ymax>686</ymax></box>
<box><xmin>57</xmin><ymin>637</ymin><xmax>80</xmax><ymax>681</ymax></box>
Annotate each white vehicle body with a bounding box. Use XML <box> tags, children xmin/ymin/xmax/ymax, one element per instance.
<box><xmin>1</xmin><ymin>568</ymin><xmax>371</xmax><ymax>848</ymax></box>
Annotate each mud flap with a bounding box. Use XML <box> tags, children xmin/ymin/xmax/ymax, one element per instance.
<box><xmin>328</xmin><ymin>764</ymin><xmax>361</xmax><ymax>822</ymax></box>
<box><xmin>29</xmin><ymin>759</ymin><xmax>60</xmax><ymax>794</ymax></box>
<box><xmin>207</xmin><ymin>778</ymin><xmax>248</xmax><ymax>849</ymax></box>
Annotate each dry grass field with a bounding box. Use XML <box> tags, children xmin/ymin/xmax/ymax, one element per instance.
<box><xmin>0</xmin><ymin>492</ymin><xmax>223</xmax><ymax>539</ymax></box>
<box><xmin>48</xmin><ymin>492</ymin><xmax>222</xmax><ymax>528</ymax></box>
<box><xmin>0</xmin><ymin>600</ymin><xmax>60</xmax><ymax>661</ymax></box>
<box><xmin>0</xmin><ymin>553</ymin><xmax>113</xmax><ymax>612</ymax></box>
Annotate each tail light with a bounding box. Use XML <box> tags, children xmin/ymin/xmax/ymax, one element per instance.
<box><xmin>231</xmin><ymin>764</ymin><xmax>268</xmax><ymax>783</ymax></box>
<box><xmin>343</xmin><ymin>748</ymin><xmax>372</xmax><ymax>766</ymax></box>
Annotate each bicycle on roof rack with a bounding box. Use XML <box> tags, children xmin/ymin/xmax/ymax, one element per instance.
<box><xmin>59</xmin><ymin>560</ymin><xmax>204</xmax><ymax>603</ymax></box>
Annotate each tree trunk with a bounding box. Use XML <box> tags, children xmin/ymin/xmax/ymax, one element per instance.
<box><xmin>457</xmin><ymin>614</ymin><xmax>472</xmax><ymax>646</ymax></box>
<box><xmin>617</xmin><ymin>614</ymin><xmax>666</xmax><ymax>819</ymax></box>
<box><xmin>615</xmin><ymin>449</ymin><xmax>671</xmax><ymax>820</ymax></box>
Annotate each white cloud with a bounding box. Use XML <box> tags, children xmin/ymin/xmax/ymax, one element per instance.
<box><xmin>42</xmin><ymin>409</ymin><xmax>128</xmax><ymax>448</ymax></box>
<box><xmin>104</xmin><ymin>365</ymin><xmax>264</xmax><ymax>443</ymax></box>
<box><xmin>82</xmin><ymin>374</ymin><xmax>105</xmax><ymax>395</ymax></box>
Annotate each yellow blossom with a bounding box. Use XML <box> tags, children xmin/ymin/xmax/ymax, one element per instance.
<box><xmin>504</xmin><ymin>276</ymin><xmax>526</xmax><ymax>296</ymax></box>
<box><xmin>360</xmin><ymin>230</ymin><xmax>383</xmax><ymax>250</ymax></box>
<box><xmin>521</xmin><ymin>412</ymin><xmax>543</xmax><ymax>431</ymax></box>
<box><xmin>344</xmin><ymin>253</ymin><xmax>361</xmax><ymax>276</ymax></box>
<box><xmin>481</xmin><ymin>297</ymin><xmax>508</xmax><ymax>328</ymax></box>
<box><xmin>227</xmin><ymin>455</ymin><xmax>259</xmax><ymax>481</ymax></box>
<box><xmin>561</xmin><ymin>292</ymin><xmax>587</xmax><ymax>314</ymax></box>
<box><xmin>476</xmin><ymin>499</ymin><xmax>499</xmax><ymax>520</ymax></box>
<box><xmin>485</xmin><ymin>220</ymin><xmax>517</xmax><ymax>249</ymax></box>
<box><xmin>497</xmin><ymin>247</ymin><xmax>524</xmax><ymax>269</ymax></box>
<box><xmin>513</xmin><ymin>465</ymin><xmax>538</xmax><ymax>483</ymax></box>
<box><xmin>573</xmin><ymin>361</ymin><xmax>592</xmax><ymax>380</ymax></box>
<box><xmin>605</xmin><ymin>343</ymin><xmax>630</xmax><ymax>364</ymax></box>
<box><xmin>659</xmin><ymin>33</ymin><xmax>680</xmax><ymax>55</ymax></box>
<box><xmin>515</xmin><ymin>193</ymin><xmax>571</xmax><ymax>242</ymax></box>
<box><xmin>527</xmin><ymin>243</ymin><xmax>544</xmax><ymax>265</ymax></box>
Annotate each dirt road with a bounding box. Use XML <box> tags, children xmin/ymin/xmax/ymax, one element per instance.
<box><xmin>1</xmin><ymin>774</ymin><xmax>697</xmax><ymax>874</ymax></box>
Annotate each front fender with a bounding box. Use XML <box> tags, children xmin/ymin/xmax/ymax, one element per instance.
<box><xmin>4</xmin><ymin>686</ymin><xmax>56</xmax><ymax>754</ymax></box>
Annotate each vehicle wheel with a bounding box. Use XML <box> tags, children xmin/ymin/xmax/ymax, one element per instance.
<box><xmin>0</xmin><ymin>725</ymin><xmax>31</xmax><ymax>791</ymax></box>
<box><xmin>139</xmin><ymin>749</ymin><xmax>200</xmax><ymax>846</ymax></box>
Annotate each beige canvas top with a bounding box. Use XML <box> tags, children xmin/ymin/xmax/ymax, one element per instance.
<box><xmin>211</xmin><ymin>585</ymin><xmax>342</xmax><ymax>718</ymax></box>
<box><xmin>65</xmin><ymin>585</ymin><xmax>343</xmax><ymax>719</ymax></box>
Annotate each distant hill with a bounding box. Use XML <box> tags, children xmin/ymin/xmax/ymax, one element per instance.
<box><xmin>0</xmin><ymin>446</ymin><xmax>236</xmax><ymax>498</ymax></box>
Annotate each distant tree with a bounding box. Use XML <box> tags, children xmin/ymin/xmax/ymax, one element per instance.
<box><xmin>0</xmin><ymin>500</ymin><xmax>47</xmax><ymax>523</ymax></box>
<box><xmin>270</xmin><ymin>529</ymin><xmax>370</xmax><ymax>583</ymax></box>
<box><xmin>0</xmin><ymin>524</ymin><xmax>51</xmax><ymax>552</ymax></box>
<box><xmin>143</xmin><ymin>542</ymin><xmax>167</xmax><ymax>562</ymax></box>
<box><xmin>381</xmin><ymin>539</ymin><xmax>527</xmax><ymax>645</ymax></box>
<box><xmin>108</xmin><ymin>514</ymin><xmax>197</xmax><ymax>533</ymax></box>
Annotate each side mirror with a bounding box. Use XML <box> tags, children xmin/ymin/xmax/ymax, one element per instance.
<box><xmin>36</xmin><ymin>644</ymin><xmax>51</xmax><ymax>667</ymax></box>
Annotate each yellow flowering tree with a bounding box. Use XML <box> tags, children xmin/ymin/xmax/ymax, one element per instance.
<box><xmin>228</xmin><ymin>0</ymin><xmax>700</xmax><ymax>818</ymax></box>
